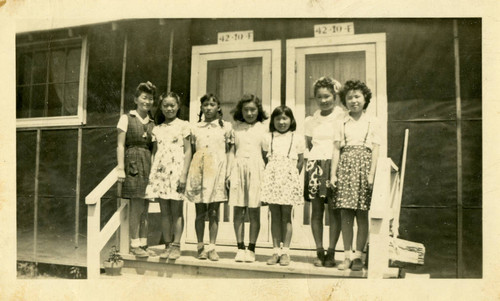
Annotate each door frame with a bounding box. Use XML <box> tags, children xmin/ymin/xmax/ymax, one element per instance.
<box><xmin>286</xmin><ymin>33</ymin><xmax>387</xmax><ymax>250</ymax></box>
<box><xmin>186</xmin><ymin>40</ymin><xmax>281</xmax><ymax>246</ymax></box>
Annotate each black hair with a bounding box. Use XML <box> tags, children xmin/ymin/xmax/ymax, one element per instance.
<box><xmin>198</xmin><ymin>93</ymin><xmax>224</xmax><ymax>127</ymax></box>
<box><xmin>313</xmin><ymin>76</ymin><xmax>341</xmax><ymax>97</ymax></box>
<box><xmin>232</xmin><ymin>94</ymin><xmax>268</xmax><ymax>123</ymax></box>
<box><xmin>339</xmin><ymin>80</ymin><xmax>372</xmax><ymax>109</ymax></box>
<box><xmin>134</xmin><ymin>81</ymin><xmax>157</xmax><ymax>98</ymax></box>
<box><xmin>269</xmin><ymin>105</ymin><xmax>297</xmax><ymax>133</ymax></box>
<box><xmin>154</xmin><ymin>91</ymin><xmax>181</xmax><ymax>125</ymax></box>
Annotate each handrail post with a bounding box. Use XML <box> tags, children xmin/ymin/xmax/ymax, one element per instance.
<box><xmin>120</xmin><ymin>198</ymin><xmax>130</xmax><ymax>255</ymax></box>
<box><xmin>87</xmin><ymin>200</ymin><xmax>101</xmax><ymax>279</ymax></box>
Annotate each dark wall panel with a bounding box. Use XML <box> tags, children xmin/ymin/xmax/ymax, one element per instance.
<box><xmin>399</xmin><ymin>207</ymin><xmax>457</xmax><ymax>278</ymax></box>
<box><xmin>16</xmin><ymin>131</ymin><xmax>37</xmax><ymax>196</ymax></box>
<box><xmin>462</xmin><ymin>121</ymin><xmax>482</xmax><ymax>208</ymax></box>
<box><xmin>462</xmin><ymin>208</ymin><xmax>482</xmax><ymax>278</ymax></box>
<box><xmin>388</xmin><ymin>122</ymin><xmax>457</xmax><ymax>207</ymax></box>
<box><xmin>458</xmin><ymin>19</ymin><xmax>481</xmax><ymax>119</ymax></box>
<box><xmin>86</xmin><ymin>24</ymin><xmax>124</xmax><ymax>126</ymax></box>
<box><xmin>38</xmin><ymin>130</ymin><xmax>78</xmax><ymax>198</ymax></box>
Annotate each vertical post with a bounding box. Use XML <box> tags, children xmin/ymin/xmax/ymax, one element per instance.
<box><xmin>86</xmin><ymin>202</ymin><xmax>101</xmax><ymax>279</ymax></box>
<box><xmin>120</xmin><ymin>32</ymin><xmax>128</xmax><ymax>116</ymax></box>
<box><xmin>75</xmin><ymin>128</ymin><xmax>82</xmax><ymax>247</ymax></box>
<box><xmin>167</xmin><ymin>29</ymin><xmax>174</xmax><ymax>93</ymax></box>
<box><xmin>33</xmin><ymin>129</ymin><xmax>41</xmax><ymax>262</ymax></box>
<box><xmin>453</xmin><ymin>19</ymin><xmax>464</xmax><ymax>278</ymax></box>
<box><xmin>120</xmin><ymin>197</ymin><xmax>130</xmax><ymax>255</ymax></box>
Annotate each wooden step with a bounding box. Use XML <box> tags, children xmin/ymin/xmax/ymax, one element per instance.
<box><xmin>118</xmin><ymin>244</ymin><xmax>373</xmax><ymax>279</ymax></box>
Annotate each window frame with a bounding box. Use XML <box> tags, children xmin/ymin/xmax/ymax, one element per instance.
<box><xmin>16</xmin><ymin>35</ymin><xmax>88</xmax><ymax>128</ymax></box>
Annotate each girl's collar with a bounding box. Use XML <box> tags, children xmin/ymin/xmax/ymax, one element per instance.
<box><xmin>344</xmin><ymin>111</ymin><xmax>368</xmax><ymax>122</ymax></box>
<box><xmin>129</xmin><ymin>110</ymin><xmax>151</xmax><ymax>122</ymax></box>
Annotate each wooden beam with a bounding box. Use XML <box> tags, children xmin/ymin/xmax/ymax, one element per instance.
<box><xmin>453</xmin><ymin>19</ymin><xmax>464</xmax><ymax>278</ymax></box>
<box><xmin>75</xmin><ymin>128</ymin><xmax>82</xmax><ymax>248</ymax></box>
<box><xmin>33</xmin><ymin>129</ymin><xmax>41</xmax><ymax>262</ymax></box>
<box><xmin>120</xmin><ymin>33</ymin><xmax>128</xmax><ymax>115</ymax></box>
<box><xmin>98</xmin><ymin>202</ymin><xmax>128</xmax><ymax>250</ymax></box>
<box><xmin>167</xmin><ymin>29</ymin><xmax>174</xmax><ymax>93</ymax></box>
<box><xmin>85</xmin><ymin>167</ymin><xmax>118</xmax><ymax>205</ymax></box>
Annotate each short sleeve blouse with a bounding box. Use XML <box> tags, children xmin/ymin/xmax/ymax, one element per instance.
<box><xmin>191</xmin><ymin>119</ymin><xmax>233</xmax><ymax>156</ymax></box>
<box><xmin>233</xmin><ymin>121</ymin><xmax>267</xmax><ymax>159</ymax></box>
<box><xmin>117</xmin><ymin>110</ymin><xmax>151</xmax><ymax>132</ymax></box>
<box><xmin>263</xmin><ymin>131</ymin><xmax>305</xmax><ymax>160</ymax></box>
<box><xmin>304</xmin><ymin>108</ymin><xmax>346</xmax><ymax>160</ymax></box>
<box><xmin>151</xmin><ymin>118</ymin><xmax>191</xmax><ymax>145</ymax></box>
<box><xmin>333</xmin><ymin>112</ymin><xmax>381</xmax><ymax>150</ymax></box>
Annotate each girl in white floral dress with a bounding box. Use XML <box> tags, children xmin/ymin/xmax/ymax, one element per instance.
<box><xmin>261</xmin><ymin>106</ymin><xmax>305</xmax><ymax>266</ymax></box>
<box><xmin>145</xmin><ymin>92</ymin><xmax>192</xmax><ymax>260</ymax></box>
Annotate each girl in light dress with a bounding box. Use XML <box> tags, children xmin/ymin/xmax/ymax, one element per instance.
<box><xmin>261</xmin><ymin>106</ymin><xmax>305</xmax><ymax>266</ymax></box>
<box><xmin>331</xmin><ymin>80</ymin><xmax>381</xmax><ymax>271</ymax></box>
<box><xmin>145</xmin><ymin>92</ymin><xmax>191</xmax><ymax>260</ymax></box>
<box><xmin>185</xmin><ymin>94</ymin><xmax>233</xmax><ymax>261</ymax></box>
<box><xmin>228</xmin><ymin>94</ymin><xmax>268</xmax><ymax>263</ymax></box>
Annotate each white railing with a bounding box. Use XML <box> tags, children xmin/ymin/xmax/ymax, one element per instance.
<box><xmin>86</xmin><ymin>167</ymin><xmax>129</xmax><ymax>279</ymax></box>
<box><xmin>367</xmin><ymin>129</ymin><xmax>408</xmax><ymax>278</ymax></box>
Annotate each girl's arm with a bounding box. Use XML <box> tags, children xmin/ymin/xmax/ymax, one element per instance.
<box><xmin>179</xmin><ymin>136</ymin><xmax>192</xmax><ymax>193</ymax></box>
<box><xmin>297</xmin><ymin>153</ymin><xmax>304</xmax><ymax>173</ymax></box>
<box><xmin>368</xmin><ymin>143</ymin><xmax>380</xmax><ymax>186</ymax></box>
<box><xmin>330</xmin><ymin>141</ymin><xmax>341</xmax><ymax>187</ymax></box>
<box><xmin>225</xmin><ymin>144</ymin><xmax>234</xmax><ymax>189</ymax></box>
<box><xmin>117</xmin><ymin>130</ymin><xmax>126</xmax><ymax>181</ymax></box>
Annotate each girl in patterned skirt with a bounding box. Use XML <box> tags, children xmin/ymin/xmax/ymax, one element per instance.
<box><xmin>331</xmin><ymin>80</ymin><xmax>381</xmax><ymax>271</ymax></box>
<box><xmin>185</xmin><ymin>94</ymin><xmax>234</xmax><ymax>261</ymax></box>
<box><xmin>145</xmin><ymin>92</ymin><xmax>192</xmax><ymax>260</ymax></box>
<box><xmin>117</xmin><ymin>81</ymin><xmax>156</xmax><ymax>257</ymax></box>
<box><xmin>261</xmin><ymin>106</ymin><xmax>305</xmax><ymax>266</ymax></box>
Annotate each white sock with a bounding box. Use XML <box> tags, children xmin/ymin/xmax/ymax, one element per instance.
<box><xmin>273</xmin><ymin>247</ymin><xmax>281</xmax><ymax>255</ymax></box>
<box><xmin>207</xmin><ymin>244</ymin><xmax>216</xmax><ymax>251</ymax></box>
<box><xmin>131</xmin><ymin>238</ymin><xmax>141</xmax><ymax>248</ymax></box>
<box><xmin>282</xmin><ymin>247</ymin><xmax>290</xmax><ymax>255</ymax></box>
<box><xmin>139</xmin><ymin>238</ymin><xmax>148</xmax><ymax>247</ymax></box>
<box><xmin>353</xmin><ymin>250</ymin><xmax>362</xmax><ymax>259</ymax></box>
<box><xmin>344</xmin><ymin>250</ymin><xmax>351</xmax><ymax>260</ymax></box>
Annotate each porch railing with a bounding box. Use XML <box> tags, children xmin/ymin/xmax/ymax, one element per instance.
<box><xmin>86</xmin><ymin>167</ymin><xmax>129</xmax><ymax>279</ymax></box>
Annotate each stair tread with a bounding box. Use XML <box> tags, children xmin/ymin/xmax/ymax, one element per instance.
<box><xmin>120</xmin><ymin>244</ymin><xmax>367</xmax><ymax>278</ymax></box>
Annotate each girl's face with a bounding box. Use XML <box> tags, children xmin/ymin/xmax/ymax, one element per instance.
<box><xmin>201</xmin><ymin>98</ymin><xmax>219</xmax><ymax>121</ymax></box>
<box><xmin>315</xmin><ymin>87</ymin><xmax>335</xmax><ymax>113</ymax></box>
<box><xmin>273</xmin><ymin>113</ymin><xmax>291</xmax><ymax>133</ymax></box>
<box><xmin>161</xmin><ymin>96</ymin><xmax>179</xmax><ymax>121</ymax></box>
<box><xmin>345</xmin><ymin>89</ymin><xmax>366</xmax><ymax>114</ymax></box>
<box><xmin>242</xmin><ymin>101</ymin><xmax>258</xmax><ymax>124</ymax></box>
<box><xmin>134</xmin><ymin>92</ymin><xmax>154</xmax><ymax>113</ymax></box>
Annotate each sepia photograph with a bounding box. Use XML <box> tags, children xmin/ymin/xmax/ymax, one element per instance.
<box><xmin>1</xmin><ymin>0</ymin><xmax>498</xmax><ymax>300</ymax></box>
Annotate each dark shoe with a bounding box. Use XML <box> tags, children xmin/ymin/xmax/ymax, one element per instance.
<box><xmin>324</xmin><ymin>249</ymin><xmax>336</xmax><ymax>268</ymax></box>
<box><xmin>279</xmin><ymin>254</ymin><xmax>291</xmax><ymax>266</ymax></box>
<box><xmin>351</xmin><ymin>258</ymin><xmax>364</xmax><ymax>271</ymax></box>
<box><xmin>207</xmin><ymin>249</ymin><xmax>219</xmax><ymax>261</ymax></box>
<box><xmin>197</xmin><ymin>247</ymin><xmax>208</xmax><ymax>260</ymax></box>
<box><xmin>267</xmin><ymin>253</ymin><xmax>280</xmax><ymax>265</ymax></box>
<box><xmin>313</xmin><ymin>249</ymin><xmax>326</xmax><ymax>267</ymax></box>
<box><xmin>130</xmin><ymin>247</ymin><xmax>149</xmax><ymax>258</ymax></box>
<box><xmin>338</xmin><ymin>258</ymin><xmax>352</xmax><ymax>270</ymax></box>
<box><xmin>168</xmin><ymin>244</ymin><xmax>181</xmax><ymax>260</ymax></box>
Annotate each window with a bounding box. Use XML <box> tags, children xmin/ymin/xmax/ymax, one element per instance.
<box><xmin>16</xmin><ymin>36</ymin><xmax>88</xmax><ymax>127</ymax></box>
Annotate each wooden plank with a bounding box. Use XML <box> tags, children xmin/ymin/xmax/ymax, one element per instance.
<box><xmin>167</xmin><ymin>29</ymin><xmax>174</xmax><ymax>93</ymax></box>
<box><xmin>33</xmin><ymin>129</ymin><xmax>41</xmax><ymax>262</ymax></box>
<box><xmin>85</xmin><ymin>167</ymin><xmax>118</xmax><ymax>205</ymax></box>
<box><xmin>98</xmin><ymin>202</ymin><xmax>128</xmax><ymax>250</ymax></box>
<box><xmin>86</xmin><ymin>204</ymin><xmax>101</xmax><ymax>279</ymax></box>
<box><xmin>75</xmin><ymin>128</ymin><xmax>82</xmax><ymax>247</ymax></box>
<box><xmin>120</xmin><ymin>33</ymin><xmax>128</xmax><ymax>116</ymax></box>
<box><xmin>453</xmin><ymin>19</ymin><xmax>464</xmax><ymax>278</ymax></box>
<box><xmin>120</xmin><ymin>198</ymin><xmax>130</xmax><ymax>254</ymax></box>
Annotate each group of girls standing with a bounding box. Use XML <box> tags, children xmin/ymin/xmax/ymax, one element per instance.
<box><xmin>116</xmin><ymin>76</ymin><xmax>380</xmax><ymax>271</ymax></box>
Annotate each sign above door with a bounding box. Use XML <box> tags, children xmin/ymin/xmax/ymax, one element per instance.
<box><xmin>218</xmin><ymin>30</ymin><xmax>254</xmax><ymax>44</ymax></box>
<box><xmin>314</xmin><ymin>22</ymin><xmax>354</xmax><ymax>37</ymax></box>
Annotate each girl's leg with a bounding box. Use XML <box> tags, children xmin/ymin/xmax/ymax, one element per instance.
<box><xmin>325</xmin><ymin>207</ymin><xmax>341</xmax><ymax>267</ymax></box>
<box><xmin>339</xmin><ymin>209</ymin><xmax>355</xmax><ymax>270</ymax></box>
<box><xmin>310</xmin><ymin>199</ymin><xmax>325</xmax><ymax>249</ymax></box>
<box><xmin>351</xmin><ymin>210</ymin><xmax>369</xmax><ymax>270</ymax></box>
<box><xmin>207</xmin><ymin>202</ymin><xmax>221</xmax><ymax>244</ymax></box>
<box><xmin>233</xmin><ymin>206</ymin><xmax>246</xmax><ymax>245</ymax></box>
<box><xmin>195</xmin><ymin>204</ymin><xmax>208</xmax><ymax>244</ymax></box>
<box><xmin>158</xmin><ymin>198</ymin><xmax>173</xmax><ymax>245</ymax></box>
<box><xmin>248</xmin><ymin>207</ymin><xmax>261</xmax><ymax>245</ymax></box>
<box><xmin>267</xmin><ymin>204</ymin><xmax>282</xmax><ymax>265</ymax></box>
<box><xmin>138</xmin><ymin>199</ymin><xmax>149</xmax><ymax>240</ymax></box>
<box><xmin>170</xmin><ymin>200</ymin><xmax>184</xmax><ymax>244</ymax></box>
<box><xmin>280</xmin><ymin>205</ymin><xmax>293</xmax><ymax>266</ymax></box>
<box><xmin>129</xmin><ymin>198</ymin><xmax>149</xmax><ymax>256</ymax></box>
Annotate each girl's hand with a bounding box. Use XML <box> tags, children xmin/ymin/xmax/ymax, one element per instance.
<box><xmin>177</xmin><ymin>181</ymin><xmax>186</xmax><ymax>194</ymax></box>
<box><xmin>117</xmin><ymin>169</ymin><xmax>126</xmax><ymax>182</ymax></box>
<box><xmin>330</xmin><ymin>175</ymin><xmax>338</xmax><ymax>188</ymax></box>
<box><xmin>367</xmin><ymin>174</ymin><xmax>375</xmax><ymax>187</ymax></box>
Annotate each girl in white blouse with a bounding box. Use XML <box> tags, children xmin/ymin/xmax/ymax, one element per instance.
<box><xmin>331</xmin><ymin>80</ymin><xmax>381</xmax><ymax>271</ymax></box>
